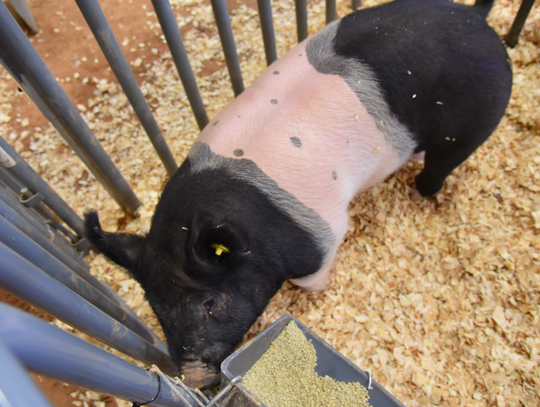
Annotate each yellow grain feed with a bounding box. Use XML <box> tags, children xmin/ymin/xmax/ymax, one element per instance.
<box><xmin>243</xmin><ymin>321</ymin><xmax>371</xmax><ymax>407</ymax></box>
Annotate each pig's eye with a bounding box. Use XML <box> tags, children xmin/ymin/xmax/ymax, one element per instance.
<box><xmin>204</xmin><ymin>294</ymin><xmax>220</xmax><ymax>314</ymax></box>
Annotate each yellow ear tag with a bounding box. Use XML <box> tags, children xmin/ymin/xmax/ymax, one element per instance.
<box><xmin>211</xmin><ymin>243</ymin><xmax>230</xmax><ymax>256</ymax></box>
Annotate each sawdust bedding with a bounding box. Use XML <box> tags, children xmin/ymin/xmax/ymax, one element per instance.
<box><xmin>0</xmin><ymin>0</ymin><xmax>539</xmax><ymax>406</ymax></box>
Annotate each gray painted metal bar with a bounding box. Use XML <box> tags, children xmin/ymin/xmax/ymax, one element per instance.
<box><xmin>0</xmin><ymin>214</ymin><xmax>167</xmax><ymax>351</ymax></box>
<box><xmin>505</xmin><ymin>0</ymin><xmax>535</xmax><ymax>48</ymax></box>
<box><xmin>0</xmin><ymin>191</ymin><xmax>92</xmax><ymax>277</ymax></box>
<box><xmin>326</xmin><ymin>0</ymin><xmax>336</xmax><ymax>24</ymax></box>
<box><xmin>0</xmin><ymin>192</ymin><xmax>137</xmax><ymax>315</ymax></box>
<box><xmin>0</xmin><ymin>175</ymin><xmax>53</xmax><ymax>239</ymax></box>
<box><xmin>0</xmin><ymin>173</ymin><xmax>52</xmax><ymax>230</ymax></box>
<box><xmin>5</xmin><ymin>0</ymin><xmax>39</xmax><ymax>34</ymax></box>
<box><xmin>352</xmin><ymin>0</ymin><xmax>361</xmax><ymax>11</ymax></box>
<box><xmin>18</xmin><ymin>188</ymin><xmax>79</xmax><ymax>244</ymax></box>
<box><xmin>0</xmin><ymin>336</ymin><xmax>54</xmax><ymax>407</ymax></box>
<box><xmin>0</xmin><ymin>186</ymin><xmax>86</xmax><ymax>267</ymax></box>
<box><xmin>0</xmin><ymin>162</ymin><xmax>25</xmax><ymax>194</ymax></box>
<box><xmin>295</xmin><ymin>0</ymin><xmax>308</xmax><ymax>42</ymax></box>
<box><xmin>257</xmin><ymin>0</ymin><xmax>278</xmax><ymax>66</ymax></box>
<box><xmin>74</xmin><ymin>0</ymin><xmax>178</xmax><ymax>176</ymax></box>
<box><xmin>0</xmin><ymin>188</ymin><xmax>163</xmax><ymax>347</ymax></box>
<box><xmin>0</xmin><ymin>304</ymin><xmax>199</xmax><ymax>407</ymax></box>
<box><xmin>0</xmin><ymin>242</ymin><xmax>174</xmax><ymax>373</ymax></box>
<box><xmin>0</xmin><ymin>2</ymin><xmax>141</xmax><ymax>214</ymax></box>
<box><xmin>0</xmin><ymin>184</ymin><xmax>51</xmax><ymax>237</ymax></box>
<box><xmin>211</xmin><ymin>0</ymin><xmax>245</xmax><ymax>96</ymax></box>
<box><xmin>152</xmin><ymin>0</ymin><xmax>209</xmax><ymax>131</ymax></box>
<box><xmin>0</xmin><ymin>136</ymin><xmax>86</xmax><ymax>237</ymax></box>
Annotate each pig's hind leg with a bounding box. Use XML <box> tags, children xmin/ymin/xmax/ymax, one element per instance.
<box><xmin>412</xmin><ymin>72</ymin><xmax>511</xmax><ymax>200</ymax></box>
<box><xmin>412</xmin><ymin>129</ymin><xmax>492</xmax><ymax>199</ymax></box>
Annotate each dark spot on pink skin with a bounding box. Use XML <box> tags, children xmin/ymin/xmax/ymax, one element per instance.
<box><xmin>271</xmin><ymin>99</ymin><xmax>278</xmax><ymax>104</ymax></box>
<box><xmin>332</xmin><ymin>171</ymin><xmax>337</xmax><ymax>180</ymax></box>
<box><xmin>213</xmin><ymin>121</ymin><xmax>219</xmax><ymax>126</ymax></box>
<box><xmin>234</xmin><ymin>149</ymin><xmax>244</xmax><ymax>157</ymax></box>
<box><xmin>273</xmin><ymin>71</ymin><xmax>279</xmax><ymax>75</ymax></box>
<box><xmin>290</xmin><ymin>137</ymin><xmax>301</xmax><ymax>148</ymax></box>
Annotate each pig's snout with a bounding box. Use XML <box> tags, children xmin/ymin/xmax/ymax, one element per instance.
<box><xmin>181</xmin><ymin>360</ymin><xmax>221</xmax><ymax>390</ymax></box>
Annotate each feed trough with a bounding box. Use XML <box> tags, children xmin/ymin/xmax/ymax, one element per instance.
<box><xmin>214</xmin><ymin>315</ymin><xmax>405</xmax><ymax>407</ymax></box>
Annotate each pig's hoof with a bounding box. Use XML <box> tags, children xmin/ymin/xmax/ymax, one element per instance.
<box><xmin>410</xmin><ymin>188</ymin><xmax>424</xmax><ymax>202</ymax></box>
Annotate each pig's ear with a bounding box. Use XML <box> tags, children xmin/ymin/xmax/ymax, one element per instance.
<box><xmin>187</xmin><ymin>212</ymin><xmax>251</xmax><ymax>275</ymax></box>
<box><xmin>84</xmin><ymin>211</ymin><xmax>145</xmax><ymax>271</ymax></box>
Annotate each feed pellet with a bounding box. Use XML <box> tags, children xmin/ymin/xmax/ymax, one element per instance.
<box><xmin>243</xmin><ymin>321</ymin><xmax>371</xmax><ymax>407</ymax></box>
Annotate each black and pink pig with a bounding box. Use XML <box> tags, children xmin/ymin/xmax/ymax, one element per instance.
<box><xmin>85</xmin><ymin>0</ymin><xmax>512</xmax><ymax>389</ymax></box>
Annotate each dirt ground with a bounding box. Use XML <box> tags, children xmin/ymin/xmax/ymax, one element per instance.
<box><xmin>3</xmin><ymin>0</ymin><xmax>251</xmax><ymax>140</ymax></box>
<box><xmin>1</xmin><ymin>0</ymin><xmax>539</xmax><ymax>406</ymax></box>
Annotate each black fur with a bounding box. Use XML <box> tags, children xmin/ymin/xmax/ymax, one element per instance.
<box><xmin>334</xmin><ymin>0</ymin><xmax>512</xmax><ymax>195</ymax></box>
<box><xmin>474</xmin><ymin>0</ymin><xmax>495</xmax><ymax>18</ymax></box>
<box><xmin>84</xmin><ymin>157</ymin><xmax>323</xmax><ymax>388</ymax></box>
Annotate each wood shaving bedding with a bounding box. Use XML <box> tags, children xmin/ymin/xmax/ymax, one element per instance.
<box><xmin>0</xmin><ymin>0</ymin><xmax>539</xmax><ymax>406</ymax></box>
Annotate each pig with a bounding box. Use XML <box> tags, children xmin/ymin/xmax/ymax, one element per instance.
<box><xmin>85</xmin><ymin>0</ymin><xmax>512</xmax><ymax>389</ymax></box>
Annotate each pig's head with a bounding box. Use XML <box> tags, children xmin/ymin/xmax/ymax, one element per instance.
<box><xmin>84</xmin><ymin>144</ymin><xmax>327</xmax><ymax>389</ymax></box>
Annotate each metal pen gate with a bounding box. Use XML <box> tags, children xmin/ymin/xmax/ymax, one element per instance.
<box><xmin>0</xmin><ymin>0</ymin><xmax>534</xmax><ymax>405</ymax></box>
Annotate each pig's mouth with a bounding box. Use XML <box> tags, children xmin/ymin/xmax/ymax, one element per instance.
<box><xmin>181</xmin><ymin>360</ymin><xmax>221</xmax><ymax>390</ymax></box>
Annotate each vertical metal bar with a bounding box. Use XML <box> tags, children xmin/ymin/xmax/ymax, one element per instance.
<box><xmin>210</xmin><ymin>0</ymin><xmax>245</xmax><ymax>96</ymax></box>
<box><xmin>326</xmin><ymin>0</ymin><xmax>336</xmax><ymax>24</ymax></box>
<box><xmin>0</xmin><ymin>336</ymin><xmax>54</xmax><ymax>407</ymax></box>
<box><xmin>74</xmin><ymin>0</ymin><xmax>178</xmax><ymax>176</ymax></box>
<box><xmin>0</xmin><ymin>186</ymin><xmax>85</xmax><ymax>267</ymax></box>
<box><xmin>0</xmin><ymin>243</ymin><xmax>174</xmax><ymax>373</ymax></box>
<box><xmin>505</xmin><ymin>0</ymin><xmax>535</xmax><ymax>48</ymax></box>
<box><xmin>0</xmin><ymin>304</ymin><xmax>199</xmax><ymax>407</ymax></box>
<box><xmin>295</xmin><ymin>0</ymin><xmax>308</xmax><ymax>42</ymax></box>
<box><xmin>0</xmin><ymin>2</ymin><xmax>141</xmax><ymax>214</ymax></box>
<box><xmin>0</xmin><ymin>214</ymin><xmax>167</xmax><ymax>351</ymax></box>
<box><xmin>257</xmin><ymin>0</ymin><xmax>278</xmax><ymax>65</ymax></box>
<box><xmin>352</xmin><ymin>0</ymin><xmax>361</xmax><ymax>11</ymax></box>
<box><xmin>152</xmin><ymin>0</ymin><xmax>209</xmax><ymax>131</ymax></box>
<box><xmin>0</xmin><ymin>137</ymin><xmax>86</xmax><ymax>237</ymax></box>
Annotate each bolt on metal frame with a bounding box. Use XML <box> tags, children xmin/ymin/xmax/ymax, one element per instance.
<box><xmin>0</xmin><ymin>186</ymin><xmax>87</xmax><ymax>268</ymax></box>
<box><xmin>0</xmin><ymin>136</ymin><xmax>87</xmax><ymax>237</ymax></box>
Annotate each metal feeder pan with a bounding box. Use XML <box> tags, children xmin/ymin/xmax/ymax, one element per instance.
<box><xmin>217</xmin><ymin>315</ymin><xmax>405</xmax><ymax>407</ymax></box>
